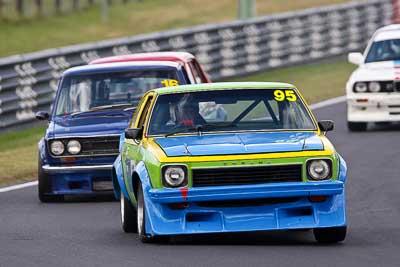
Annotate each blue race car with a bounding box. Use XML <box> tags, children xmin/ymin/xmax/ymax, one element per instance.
<box><xmin>36</xmin><ymin>61</ymin><xmax>189</xmax><ymax>202</ymax></box>
<box><xmin>113</xmin><ymin>82</ymin><xmax>347</xmax><ymax>243</ymax></box>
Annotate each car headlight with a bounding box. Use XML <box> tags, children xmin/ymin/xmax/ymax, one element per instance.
<box><xmin>354</xmin><ymin>82</ymin><xmax>368</xmax><ymax>92</ymax></box>
<box><xmin>50</xmin><ymin>140</ymin><xmax>64</xmax><ymax>156</ymax></box>
<box><xmin>307</xmin><ymin>159</ymin><xmax>332</xmax><ymax>181</ymax></box>
<box><xmin>67</xmin><ymin>140</ymin><xmax>81</xmax><ymax>155</ymax></box>
<box><xmin>368</xmin><ymin>82</ymin><xmax>381</xmax><ymax>92</ymax></box>
<box><xmin>162</xmin><ymin>165</ymin><xmax>188</xmax><ymax>188</ymax></box>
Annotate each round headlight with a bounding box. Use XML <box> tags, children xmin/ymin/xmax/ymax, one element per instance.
<box><xmin>50</xmin><ymin>140</ymin><xmax>64</xmax><ymax>156</ymax></box>
<box><xmin>163</xmin><ymin>166</ymin><xmax>187</xmax><ymax>187</ymax></box>
<box><xmin>354</xmin><ymin>82</ymin><xmax>367</xmax><ymax>92</ymax></box>
<box><xmin>369</xmin><ymin>82</ymin><xmax>381</xmax><ymax>92</ymax></box>
<box><xmin>307</xmin><ymin>160</ymin><xmax>331</xmax><ymax>181</ymax></box>
<box><xmin>67</xmin><ymin>140</ymin><xmax>81</xmax><ymax>155</ymax></box>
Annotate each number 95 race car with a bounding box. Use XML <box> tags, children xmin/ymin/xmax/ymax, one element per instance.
<box><xmin>112</xmin><ymin>82</ymin><xmax>347</xmax><ymax>243</ymax></box>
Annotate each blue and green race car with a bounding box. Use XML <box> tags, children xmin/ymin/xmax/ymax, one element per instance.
<box><xmin>112</xmin><ymin>82</ymin><xmax>347</xmax><ymax>243</ymax></box>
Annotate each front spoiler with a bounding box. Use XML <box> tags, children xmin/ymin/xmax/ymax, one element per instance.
<box><xmin>148</xmin><ymin>181</ymin><xmax>344</xmax><ymax>204</ymax></box>
<box><xmin>143</xmin><ymin>181</ymin><xmax>346</xmax><ymax>235</ymax></box>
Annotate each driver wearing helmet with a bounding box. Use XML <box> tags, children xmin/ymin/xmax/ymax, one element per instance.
<box><xmin>171</xmin><ymin>94</ymin><xmax>206</xmax><ymax>127</ymax></box>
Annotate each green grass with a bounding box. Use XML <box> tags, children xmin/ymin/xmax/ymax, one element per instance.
<box><xmin>234</xmin><ymin>59</ymin><xmax>356</xmax><ymax>103</ymax></box>
<box><xmin>0</xmin><ymin>59</ymin><xmax>355</xmax><ymax>187</ymax></box>
<box><xmin>0</xmin><ymin>0</ymin><xmax>351</xmax><ymax>58</ymax></box>
<box><xmin>0</xmin><ymin>126</ymin><xmax>45</xmax><ymax>186</ymax></box>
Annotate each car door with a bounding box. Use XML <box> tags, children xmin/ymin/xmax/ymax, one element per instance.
<box><xmin>122</xmin><ymin>93</ymin><xmax>155</xmax><ymax>200</ymax></box>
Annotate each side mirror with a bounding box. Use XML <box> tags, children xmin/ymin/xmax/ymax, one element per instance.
<box><xmin>348</xmin><ymin>52</ymin><xmax>363</xmax><ymax>65</ymax></box>
<box><xmin>35</xmin><ymin>111</ymin><xmax>49</xmax><ymax>121</ymax></box>
<box><xmin>318</xmin><ymin>120</ymin><xmax>334</xmax><ymax>132</ymax></box>
<box><xmin>124</xmin><ymin>128</ymin><xmax>143</xmax><ymax>140</ymax></box>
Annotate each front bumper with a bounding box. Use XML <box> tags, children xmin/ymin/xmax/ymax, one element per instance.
<box><xmin>347</xmin><ymin>94</ymin><xmax>400</xmax><ymax>122</ymax></box>
<box><xmin>143</xmin><ymin>181</ymin><xmax>346</xmax><ymax>236</ymax></box>
<box><xmin>43</xmin><ymin>164</ymin><xmax>114</xmax><ymax>195</ymax></box>
<box><xmin>42</xmin><ymin>164</ymin><xmax>113</xmax><ymax>173</ymax></box>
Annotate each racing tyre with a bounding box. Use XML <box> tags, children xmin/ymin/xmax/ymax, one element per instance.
<box><xmin>136</xmin><ymin>182</ymin><xmax>168</xmax><ymax>243</ymax></box>
<box><xmin>38</xmin><ymin>155</ymin><xmax>63</xmax><ymax>203</ymax></box>
<box><xmin>313</xmin><ymin>226</ymin><xmax>347</xmax><ymax>243</ymax></box>
<box><xmin>120</xmin><ymin>191</ymin><xmax>137</xmax><ymax>233</ymax></box>
<box><xmin>347</xmin><ymin>122</ymin><xmax>367</xmax><ymax>132</ymax></box>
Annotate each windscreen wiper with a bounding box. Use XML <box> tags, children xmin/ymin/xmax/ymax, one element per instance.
<box><xmin>70</xmin><ymin>104</ymin><xmax>133</xmax><ymax>116</ymax></box>
<box><xmin>164</xmin><ymin>123</ymin><xmax>235</xmax><ymax>137</ymax></box>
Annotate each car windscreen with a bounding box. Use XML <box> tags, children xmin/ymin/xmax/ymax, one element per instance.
<box><xmin>55</xmin><ymin>69</ymin><xmax>178</xmax><ymax>116</ymax></box>
<box><xmin>148</xmin><ymin>89</ymin><xmax>316</xmax><ymax>136</ymax></box>
<box><xmin>365</xmin><ymin>39</ymin><xmax>400</xmax><ymax>63</ymax></box>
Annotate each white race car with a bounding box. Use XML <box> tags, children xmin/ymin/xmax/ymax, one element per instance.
<box><xmin>346</xmin><ymin>24</ymin><xmax>400</xmax><ymax>131</ymax></box>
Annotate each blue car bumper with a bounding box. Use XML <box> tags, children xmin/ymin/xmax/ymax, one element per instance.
<box><xmin>43</xmin><ymin>164</ymin><xmax>114</xmax><ymax>195</ymax></box>
<box><xmin>143</xmin><ymin>181</ymin><xmax>346</xmax><ymax>235</ymax></box>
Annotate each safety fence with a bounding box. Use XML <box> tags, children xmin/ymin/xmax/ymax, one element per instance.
<box><xmin>0</xmin><ymin>0</ymin><xmax>394</xmax><ymax>130</ymax></box>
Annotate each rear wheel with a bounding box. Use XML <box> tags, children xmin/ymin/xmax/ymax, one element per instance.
<box><xmin>136</xmin><ymin>182</ymin><xmax>168</xmax><ymax>243</ymax></box>
<box><xmin>120</xmin><ymin>191</ymin><xmax>137</xmax><ymax>233</ymax></box>
<box><xmin>313</xmin><ymin>226</ymin><xmax>347</xmax><ymax>243</ymax></box>
<box><xmin>347</xmin><ymin>122</ymin><xmax>367</xmax><ymax>132</ymax></box>
<box><xmin>38</xmin><ymin>156</ymin><xmax>63</xmax><ymax>203</ymax></box>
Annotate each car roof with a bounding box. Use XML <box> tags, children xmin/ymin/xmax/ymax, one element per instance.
<box><xmin>374</xmin><ymin>24</ymin><xmax>400</xmax><ymax>42</ymax></box>
<box><xmin>89</xmin><ymin>52</ymin><xmax>195</xmax><ymax>65</ymax></box>
<box><xmin>63</xmin><ymin>61</ymin><xmax>181</xmax><ymax>76</ymax></box>
<box><xmin>151</xmin><ymin>82</ymin><xmax>296</xmax><ymax>95</ymax></box>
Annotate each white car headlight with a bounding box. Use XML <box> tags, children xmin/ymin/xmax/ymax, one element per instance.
<box><xmin>307</xmin><ymin>159</ymin><xmax>332</xmax><ymax>181</ymax></box>
<box><xmin>368</xmin><ymin>82</ymin><xmax>381</xmax><ymax>92</ymax></box>
<box><xmin>50</xmin><ymin>140</ymin><xmax>65</xmax><ymax>156</ymax></box>
<box><xmin>67</xmin><ymin>140</ymin><xmax>81</xmax><ymax>155</ymax></box>
<box><xmin>162</xmin><ymin>165</ymin><xmax>188</xmax><ymax>188</ymax></box>
<box><xmin>354</xmin><ymin>82</ymin><xmax>368</xmax><ymax>92</ymax></box>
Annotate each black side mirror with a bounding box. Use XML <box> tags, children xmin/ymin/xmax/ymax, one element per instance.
<box><xmin>35</xmin><ymin>111</ymin><xmax>50</xmax><ymax>121</ymax></box>
<box><xmin>124</xmin><ymin>128</ymin><xmax>143</xmax><ymax>140</ymax></box>
<box><xmin>318</xmin><ymin>120</ymin><xmax>334</xmax><ymax>132</ymax></box>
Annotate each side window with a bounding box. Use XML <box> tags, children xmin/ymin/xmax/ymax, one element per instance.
<box><xmin>137</xmin><ymin>96</ymin><xmax>154</xmax><ymax>129</ymax></box>
<box><xmin>128</xmin><ymin>97</ymin><xmax>145</xmax><ymax>128</ymax></box>
<box><xmin>189</xmin><ymin>60</ymin><xmax>207</xmax><ymax>83</ymax></box>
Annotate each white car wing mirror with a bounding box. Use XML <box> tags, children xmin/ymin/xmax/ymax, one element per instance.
<box><xmin>348</xmin><ymin>52</ymin><xmax>364</xmax><ymax>65</ymax></box>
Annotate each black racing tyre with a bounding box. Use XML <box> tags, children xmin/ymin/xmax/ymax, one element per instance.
<box><xmin>313</xmin><ymin>226</ymin><xmax>347</xmax><ymax>243</ymax></box>
<box><xmin>120</xmin><ymin>191</ymin><xmax>138</xmax><ymax>233</ymax></box>
<box><xmin>136</xmin><ymin>182</ymin><xmax>168</xmax><ymax>243</ymax></box>
<box><xmin>38</xmin><ymin>155</ymin><xmax>63</xmax><ymax>203</ymax></box>
<box><xmin>347</xmin><ymin>121</ymin><xmax>367</xmax><ymax>132</ymax></box>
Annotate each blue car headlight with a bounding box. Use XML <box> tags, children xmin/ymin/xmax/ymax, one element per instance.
<box><xmin>50</xmin><ymin>140</ymin><xmax>64</xmax><ymax>156</ymax></box>
<box><xmin>162</xmin><ymin>165</ymin><xmax>188</xmax><ymax>188</ymax></box>
<box><xmin>307</xmin><ymin>159</ymin><xmax>332</xmax><ymax>181</ymax></box>
<box><xmin>67</xmin><ymin>140</ymin><xmax>81</xmax><ymax>155</ymax></box>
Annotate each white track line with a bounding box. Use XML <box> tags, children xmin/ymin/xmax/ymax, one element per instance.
<box><xmin>0</xmin><ymin>181</ymin><xmax>38</xmax><ymax>193</ymax></box>
<box><xmin>310</xmin><ymin>95</ymin><xmax>346</xmax><ymax>110</ymax></box>
<box><xmin>0</xmin><ymin>95</ymin><xmax>346</xmax><ymax>193</ymax></box>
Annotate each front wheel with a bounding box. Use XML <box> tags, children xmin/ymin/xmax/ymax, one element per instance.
<box><xmin>313</xmin><ymin>226</ymin><xmax>347</xmax><ymax>243</ymax></box>
<box><xmin>347</xmin><ymin>121</ymin><xmax>367</xmax><ymax>132</ymax></box>
<box><xmin>120</xmin><ymin>191</ymin><xmax>137</xmax><ymax>233</ymax></box>
<box><xmin>136</xmin><ymin>182</ymin><xmax>168</xmax><ymax>243</ymax></box>
<box><xmin>38</xmin><ymin>156</ymin><xmax>63</xmax><ymax>203</ymax></box>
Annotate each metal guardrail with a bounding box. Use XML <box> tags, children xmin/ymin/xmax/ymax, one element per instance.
<box><xmin>0</xmin><ymin>0</ymin><xmax>393</xmax><ymax>131</ymax></box>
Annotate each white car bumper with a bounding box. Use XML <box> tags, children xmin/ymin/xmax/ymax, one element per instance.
<box><xmin>347</xmin><ymin>94</ymin><xmax>400</xmax><ymax>122</ymax></box>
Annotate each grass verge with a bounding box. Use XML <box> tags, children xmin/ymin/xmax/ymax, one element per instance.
<box><xmin>234</xmin><ymin>59</ymin><xmax>355</xmax><ymax>103</ymax></box>
<box><xmin>0</xmin><ymin>59</ymin><xmax>355</xmax><ymax>187</ymax></box>
<box><xmin>0</xmin><ymin>126</ymin><xmax>45</xmax><ymax>187</ymax></box>
<box><xmin>0</xmin><ymin>0</ymin><xmax>351</xmax><ymax>58</ymax></box>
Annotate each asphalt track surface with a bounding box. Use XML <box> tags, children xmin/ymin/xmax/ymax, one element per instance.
<box><xmin>1</xmin><ymin>102</ymin><xmax>400</xmax><ymax>267</ymax></box>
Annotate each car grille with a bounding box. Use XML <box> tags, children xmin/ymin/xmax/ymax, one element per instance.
<box><xmin>49</xmin><ymin>135</ymin><xmax>120</xmax><ymax>157</ymax></box>
<box><xmin>79</xmin><ymin>136</ymin><xmax>120</xmax><ymax>156</ymax></box>
<box><xmin>192</xmin><ymin>164</ymin><xmax>302</xmax><ymax>187</ymax></box>
<box><xmin>394</xmin><ymin>81</ymin><xmax>400</xmax><ymax>92</ymax></box>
